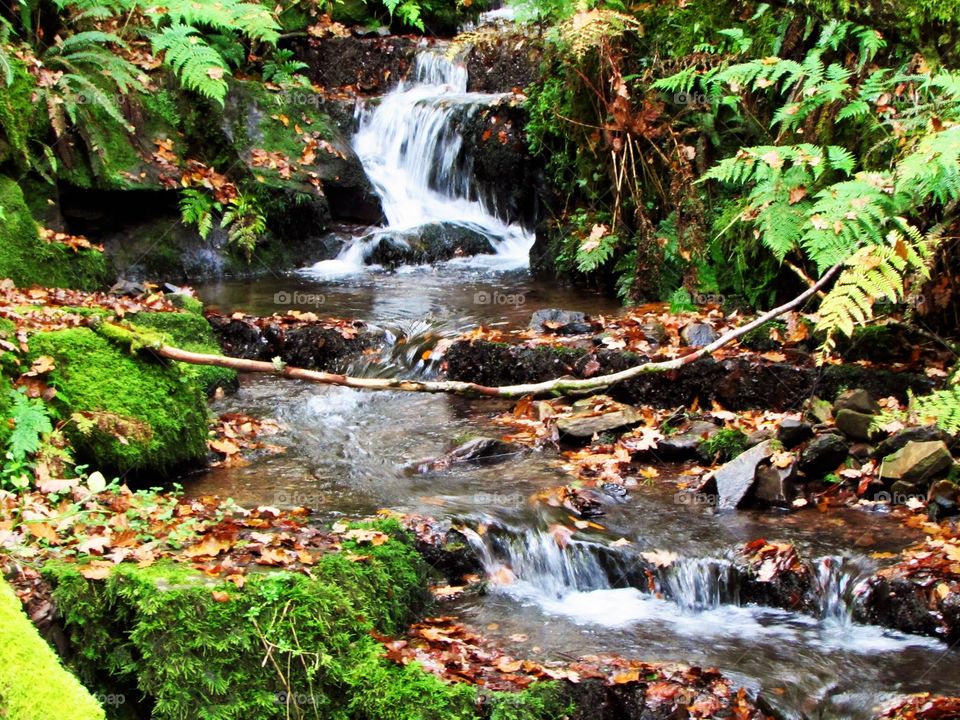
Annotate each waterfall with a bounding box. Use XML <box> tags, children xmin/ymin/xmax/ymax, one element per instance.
<box><xmin>813</xmin><ymin>556</ymin><xmax>869</xmax><ymax>625</ymax></box>
<box><xmin>658</xmin><ymin>558</ymin><xmax>740</xmax><ymax>612</ymax></box>
<box><xmin>306</xmin><ymin>50</ymin><xmax>532</xmax><ymax>277</ymax></box>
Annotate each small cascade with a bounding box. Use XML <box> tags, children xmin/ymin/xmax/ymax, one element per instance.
<box><xmin>813</xmin><ymin>556</ymin><xmax>869</xmax><ymax>625</ymax></box>
<box><xmin>461</xmin><ymin>525</ymin><xmax>612</xmax><ymax>598</ymax></box>
<box><xmin>305</xmin><ymin>49</ymin><xmax>532</xmax><ymax>277</ymax></box>
<box><xmin>658</xmin><ymin>558</ymin><xmax>740</xmax><ymax>612</ymax></box>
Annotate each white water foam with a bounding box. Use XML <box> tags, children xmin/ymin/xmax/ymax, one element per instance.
<box><xmin>303</xmin><ymin>51</ymin><xmax>533</xmax><ymax>279</ymax></box>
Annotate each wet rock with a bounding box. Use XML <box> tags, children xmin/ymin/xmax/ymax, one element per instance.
<box><xmin>529</xmin><ymin>308</ymin><xmax>588</xmax><ymax>333</ymax></box>
<box><xmin>640</xmin><ymin>321</ymin><xmax>668</xmax><ymax>344</ymax></box>
<box><xmin>833</xmin><ymin>388</ymin><xmax>881</xmax><ymax>415</ymax></box>
<box><xmin>700</xmin><ymin>440</ymin><xmax>775</xmax><ymax>510</ymax></box>
<box><xmin>750</xmin><ymin>458</ymin><xmax>799</xmax><ymax>508</ymax></box>
<box><xmin>415</xmin><ymin>438</ymin><xmax>522</xmax><ymax>472</ymax></box>
<box><xmin>799</xmin><ymin>434</ymin><xmax>850</xmax><ymax>477</ymax></box>
<box><xmin>657</xmin><ymin>420</ymin><xmax>719</xmax><ymax>460</ymax></box>
<box><xmin>880</xmin><ymin>440</ymin><xmax>954</xmax><ymax>485</ymax></box>
<box><xmin>206</xmin><ymin>312</ymin><xmax>380</xmax><ymax>369</ymax></box>
<box><xmin>738</xmin><ymin>540</ymin><xmax>818</xmax><ymax>614</ymax></box>
<box><xmin>366</xmin><ymin>223</ymin><xmax>495</xmax><ymax>268</ymax></box>
<box><xmin>407</xmin><ymin>522</ymin><xmax>483</xmax><ymax>584</ymax></box>
<box><xmin>463</xmin><ymin>34</ymin><xmax>543</xmax><ymax>94</ymax></box>
<box><xmin>556</xmin><ymin>399</ymin><xmax>643</xmax><ymax>442</ymax></box>
<box><xmin>679</xmin><ymin>322</ymin><xmax>718</xmax><ymax>347</ymax></box>
<box><xmin>835</xmin><ymin>408</ymin><xmax>881</xmax><ymax>441</ymax></box>
<box><xmin>745</xmin><ymin>427</ymin><xmax>775</xmax><ymax>448</ymax></box>
<box><xmin>855</xmin><ymin>575</ymin><xmax>954</xmax><ymax>642</ymax></box>
<box><xmin>928</xmin><ymin>479</ymin><xmax>960</xmax><ymax>517</ymax></box>
<box><xmin>777</xmin><ymin>419</ymin><xmax>814</xmax><ymax>449</ymax></box>
<box><xmin>874</xmin><ymin>425</ymin><xmax>951</xmax><ymax>460</ymax></box>
<box><xmin>600</xmin><ymin>482</ymin><xmax>629</xmax><ymax>502</ymax></box>
<box><xmin>849</xmin><ymin>443</ymin><xmax>874</xmax><ymax>462</ymax></box>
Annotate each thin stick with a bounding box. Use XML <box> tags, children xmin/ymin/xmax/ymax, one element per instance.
<box><xmin>114</xmin><ymin>265</ymin><xmax>841</xmax><ymax>399</ymax></box>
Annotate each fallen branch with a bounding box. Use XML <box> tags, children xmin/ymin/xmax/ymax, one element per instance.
<box><xmin>100</xmin><ymin>264</ymin><xmax>841</xmax><ymax>398</ymax></box>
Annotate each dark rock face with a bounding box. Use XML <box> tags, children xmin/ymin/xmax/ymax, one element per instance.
<box><xmin>463</xmin><ymin>35</ymin><xmax>544</xmax><ymax>94</ymax></box>
<box><xmin>460</xmin><ymin>99</ymin><xmax>541</xmax><ymax>227</ymax></box>
<box><xmin>206</xmin><ymin>313</ymin><xmax>381</xmax><ymax>369</ymax></box>
<box><xmin>291</xmin><ymin>35</ymin><xmax>419</xmax><ymax>94</ymax></box>
<box><xmin>441</xmin><ymin>339</ymin><xmax>934</xmax><ymax>410</ymax></box>
<box><xmin>835</xmin><ymin>408</ymin><xmax>881</xmax><ymax>442</ymax></box>
<box><xmin>750</xmin><ymin>459</ymin><xmax>799</xmax><ymax>508</ymax></box>
<box><xmin>833</xmin><ymin>388</ymin><xmax>881</xmax><ymax>415</ymax></box>
<box><xmin>365</xmin><ymin>223</ymin><xmax>496</xmax><ymax>267</ymax></box>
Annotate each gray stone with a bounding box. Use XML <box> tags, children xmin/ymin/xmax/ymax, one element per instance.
<box><xmin>657</xmin><ymin>420</ymin><xmax>719</xmax><ymax>459</ymax></box>
<box><xmin>366</xmin><ymin>223</ymin><xmax>495</xmax><ymax>268</ymax></box>
<box><xmin>640</xmin><ymin>321</ymin><xmax>668</xmax><ymax>344</ymax></box>
<box><xmin>928</xmin><ymin>479</ymin><xmax>960</xmax><ymax>516</ymax></box>
<box><xmin>833</xmin><ymin>388</ymin><xmax>881</xmax><ymax>416</ymax></box>
<box><xmin>530</xmin><ymin>308</ymin><xmax>589</xmax><ymax>334</ymax></box>
<box><xmin>680</xmin><ymin>322</ymin><xmax>719</xmax><ymax>347</ymax></box>
<box><xmin>804</xmin><ymin>396</ymin><xmax>833</xmax><ymax>425</ymax></box>
<box><xmin>703</xmin><ymin>440</ymin><xmax>775</xmax><ymax>510</ymax></box>
<box><xmin>777</xmin><ymin>419</ymin><xmax>814</xmax><ymax>448</ymax></box>
<box><xmin>751</xmin><ymin>458</ymin><xmax>799</xmax><ymax>508</ymax></box>
<box><xmin>835</xmin><ymin>408</ymin><xmax>881</xmax><ymax>442</ymax></box>
<box><xmin>880</xmin><ymin>440</ymin><xmax>953</xmax><ymax>485</ymax></box>
<box><xmin>557</xmin><ymin>400</ymin><xmax>644</xmax><ymax>441</ymax></box>
<box><xmin>874</xmin><ymin>425</ymin><xmax>950</xmax><ymax>460</ymax></box>
<box><xmin>799</xmin><ymin>434</ymin><xmax>850</xmax><ymax>477</ymax></box>
<box><xmin>746</xmin><ymin>428</ymin><xmax>775</xmax><ymax>448</ymax></box>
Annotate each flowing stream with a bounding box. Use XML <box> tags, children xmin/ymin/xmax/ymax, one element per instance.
<box><xmin>192</xmin><ymin>47</ymin><xmax>960</xmax><ymax>720</ymax></box>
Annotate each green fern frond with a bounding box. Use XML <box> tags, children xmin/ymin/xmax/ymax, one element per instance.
<box><xmin>815</xmin><ymin>229</ymin><xmax>930</xmax><ymax>356</ymax></box>
<box><xmin>151</xmin><ymin>23</ymin><xmax>230</xmax><ymax>104</ymax></box>
<box><xmin>909</xmin><ymin>386</ymin><xmax>960</xmax><ymax>433</ymax></box>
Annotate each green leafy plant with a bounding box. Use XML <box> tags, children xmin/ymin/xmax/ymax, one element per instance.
<box><xmin>262</xmin><ymin>47</ymin><xmax>308</xmax><ymax>86</ymax></box>
<box><xmin>3</xmin><ymin>389</ymin><xmax>54</xmax><ymax>490</ymax></box>
<box><xmin>221</xmin><ymin>193</ymin><xmax>267</xmax><ymax>258</ymax></box>
<box><xmin>179</xmin><ymin>188</ymin><xmax>220</xmax><ymax>240</ymax></box>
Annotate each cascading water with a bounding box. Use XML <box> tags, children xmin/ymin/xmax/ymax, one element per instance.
<box><xmin>305</xmin><ymin>49</ymin><xmax>532</xmax><ymax>277</ymax></box>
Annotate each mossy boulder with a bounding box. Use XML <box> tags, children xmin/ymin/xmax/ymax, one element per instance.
<box><xmin>28</xmin><ymin>327</ymin><xmax>209</xmax><ymax>476</ymax></box>
<box><xmin>0</xmin><ymin>176</ymin><xmax>109</xmax><ymax>290</ymax></box>
<box><xmin>0</xmin><ymin>577</ymin><xmax>105</xmax><ymax>720</ymax></box>
<box><xmin>128</xmin><ymin>309</ymin><xmax>237</xmax><ymax>394</ymax></box>
<box><xmin>43</xmin><ymin>522</ymin><xmax>566</xmax><ymax>720</ymax></box>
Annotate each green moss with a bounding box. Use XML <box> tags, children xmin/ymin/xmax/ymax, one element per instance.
<box><xmin>28</xmin><ymin>327</ymin><xmax>209</xmax><ymax>475</ymax></box>
<box><xmin>0</xmin><ymin>60</ymin><xmax>40</xmax><ymax>171</ymax></box>
<box><xmin>166</xmin><ymin>292</ymin><xmax>205</xmax><ymax>316</ymax></box>
<box><xmin>0</xmin><ymin>576</ymin><xmax>105</xmax><ymax>720</ymax></box>
<box><xmin>44</xmin><ymin>525</ymin><xmax>481</xmax><ymax>720</ymax></box>
<box><xmin>699</xmin><ymin>428</ymin><xmax>749</xmax><ymax>462</ymax></box>
<box><xmin>128</xmin><ymin>310</ymin><xmax>236</xmax><ymax>394</ymax></box>
<box><xmin>740</xmin><ymin>321</ymin><xmax>786</xmax><ymax>352</ymax></box>
<box><xmin>0</xmin><ymin>176</ymin><xmax>109</xmax><ymax>290</ymax></box>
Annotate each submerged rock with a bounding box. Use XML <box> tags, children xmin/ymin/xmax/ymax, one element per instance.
<box><xmin>529</xmin><ymin>308</ymin><xmax>589</xmax><ymax>334</ymax></box>
<box><xmin>415</xmin><ymin>438</ymin><xmax>522</xmax><ymax>472</ymax></box>
<box><xmin>366</xmin><ymin>223</ymin><xmax>495</xmax><ymax>268</ymax></box>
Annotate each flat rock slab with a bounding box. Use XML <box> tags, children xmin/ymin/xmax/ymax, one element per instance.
<box><xmin>880</xmin><ymin>440</ymin><xmax>954</xmax><ymax>485</ymax></box>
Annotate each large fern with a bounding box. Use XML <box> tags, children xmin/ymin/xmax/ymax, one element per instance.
<box><xmin>150</xmin><ymin>23</ymin><xmax>231</xmax><ymax>103</ymax></box>
<box><xmin>146</xmin><ymin>0</ymin><xmax>279</xmax><ymax>104</ymax></box>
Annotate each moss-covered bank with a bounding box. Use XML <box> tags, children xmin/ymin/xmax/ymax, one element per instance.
<box><xmin>0</xmin><ymin>176</ymin><xmax>109</xmax><ymax>290</ymax></box>
<box><xmin>0</xmin><ymin>576</ymin><xmax>105</xmax><ymax>720</ymax></box>
<box><xmin>29</xmin><ymin>326</ymin><xmax>210</xmax><ymax>476</ymax></box>
<box><xmin>44</xmin><ymin>522</ymin><xmax>567</xmax><ymax>720</ymax></box>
